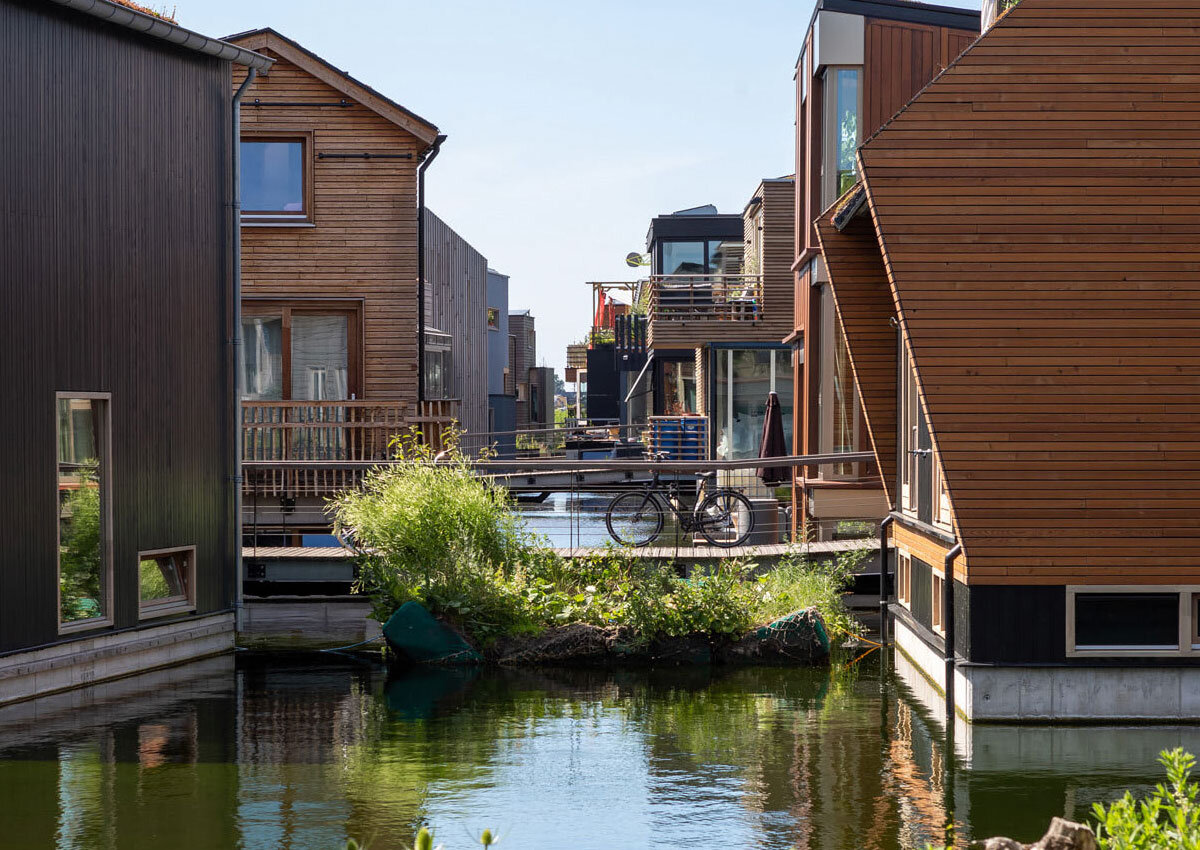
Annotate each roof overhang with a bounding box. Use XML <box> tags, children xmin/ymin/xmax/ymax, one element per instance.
<box><xmin>46</xmin><ymin>0</ymin><xmax>273</xmax><ymax>71</ymax></box>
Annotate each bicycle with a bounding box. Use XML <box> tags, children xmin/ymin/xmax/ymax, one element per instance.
<box><xmin>604</xmin><ymin>454</ymin><xmax>755</xmax><ymax>548</ymax></box>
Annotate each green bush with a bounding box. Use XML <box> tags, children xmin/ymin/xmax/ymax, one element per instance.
<box><xmin>59</xmin><ymin>466</ymin><xmax>102</xmax><ymax>622</ymax></box>
<box><xmin>1093</xmin><ymin>748</ymin><xmax>1200</xmax><ymax>849</ymax></box>
<box><xmin>332</xmin><ymin>434</ymin><xmax>860</xmax><ymax>648</ymax></box>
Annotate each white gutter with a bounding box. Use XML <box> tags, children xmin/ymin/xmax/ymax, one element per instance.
<box><xmin>44</xmin><ymin>0</ymin><xmax>273</xmax><ymax>70</ymax></box>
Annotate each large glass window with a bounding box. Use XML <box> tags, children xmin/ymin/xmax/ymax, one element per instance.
<box><xmin>241</xmin><ymin>140</ymin><xmax>306</xmax><ymax>219</ymax></box>
<box><xmin>57</xmin><ymin>396</ymin><xmax>109</xmax><ymax>628</ymax></box>
<box><xmin>1075</xmin><ymin>593</ymin><xmax>1179</xmax><ymax>650</ymax></box>
<box><xmin>240</xmin><ymin>304</ymin><xmax>357</xmax><ymax>402</ymax></box>
<box><xmin>713</xmin><ymin>349</ymin><xmax>793</xmax><ymax>460</ymax></box>
<box><xmin>819</xmin><ymin>285</ymin><xmax>863</xmax><ymax>477</ymax></box>
<box><xmin>824</xmin><ymin>67</ymin><xmax>861</xmax><ymax>206</ymax></box>
<box><xmin>660</xmin><ymin>241</ymin><xmax>706</xmax><ymax>276</ymax></box>
<box><xmin>900</xmin><ymin>341</ymin><xmax>919</xmax><ymax>510</ymax></box>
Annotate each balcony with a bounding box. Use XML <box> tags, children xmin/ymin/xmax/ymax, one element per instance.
<box><xmin>645</xmin><ymin>274</ymin><xmax>764</xmax><ymax>349</ymax></box>
<box><xmin>241</xmin><ymin>399</ymin><xmax>459</xmax><ymax>497</ymax></box>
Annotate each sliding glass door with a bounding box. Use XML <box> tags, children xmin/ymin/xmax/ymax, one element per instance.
<box><xmin>712</xmin><ymin>348</ymin><xmax>793</xmax><ymax>460</ymax></box>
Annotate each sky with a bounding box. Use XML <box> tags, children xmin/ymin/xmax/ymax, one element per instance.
<box><xmin>179</xmin><ymin>0</ymin><xmax>982</xmax><ymax>374</ymax></box>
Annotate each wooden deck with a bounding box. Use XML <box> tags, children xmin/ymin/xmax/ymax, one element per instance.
<box><xmin>242</xmin><ymin>538</ymin><xmax>877</xmax><ymax>563</ymax></box>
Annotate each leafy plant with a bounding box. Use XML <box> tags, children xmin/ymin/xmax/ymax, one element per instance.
<box><xmin>1092</xmin><ymin>748</ymin><xmax>1200</xmax><ymax>849</ymax></box>
<box><xmin>59</xmin><ymin>464</ymin><xmax>102</xmax><ymax>621</ymax></box>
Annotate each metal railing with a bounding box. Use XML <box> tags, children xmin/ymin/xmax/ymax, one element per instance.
<box><xmin>241</xmin><ymin>452</ymin><xmax>878</xmax><ymax>552</ymax></box>
<box><xmin>647</xmin><ymin>274</ymin><xmax>764</xmax><ymax>323</ymax></box>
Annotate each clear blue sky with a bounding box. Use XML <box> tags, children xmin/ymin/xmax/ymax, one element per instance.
<box><xmin>179</xmin><ymin>0</ymin><xmax>980</xmax><ymax>374</ymax></box>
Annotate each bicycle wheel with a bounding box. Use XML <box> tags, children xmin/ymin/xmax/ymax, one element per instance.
<box><xmin>696</xmin><ymin>489</ymin><xmax>755</xmax><ymax>548</ymax></box>
<box><xmin>605</xmin><ymin>491</ymin><xmax>664</xmax><ymax>547</ymax></box>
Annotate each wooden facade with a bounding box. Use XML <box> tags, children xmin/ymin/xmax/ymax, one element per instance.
<box><xmin>228</xmin><ymin>29</ymin><xmax>438</xmax><ymax>404</ymax></box>
<box><xmin>423</xmin><ymin>209</ymin><xmax>488</xmax><ymax>438</ymax></box>
<box><xmin>823</xmin><ymin>0</ymin><xmax>1200</xmax><ymax>667</ymax></box>
<box><xmin>791</xmin><ymin>0</ymin><xmax>978</xmax><ymax>537</ymax></box>
<box><xmin>0</xmin><ymin>1</ymin><xmax>269</xmax><ymax>660</ymax></box>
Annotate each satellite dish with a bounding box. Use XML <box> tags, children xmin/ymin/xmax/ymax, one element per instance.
<box><xmin>625</xmin><ymin>252</ymin><xmax>649</xmax><ymax>268</ymax></box>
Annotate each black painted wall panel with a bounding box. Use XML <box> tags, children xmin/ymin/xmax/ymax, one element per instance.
<box><xmin>966</xmin><ymin>585</ymin><xmax>1067</xmax><ymax>664</ymax></box>
<box><xmin>0</xmin><ymin>0</ymin><xmax>234</xmax><ymax>652</ymax></box>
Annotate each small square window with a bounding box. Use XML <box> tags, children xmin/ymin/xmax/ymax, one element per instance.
<box><xmin>139</xmin><ymin>547</ymin><xmax>196</xmax><ymax>619</ymax></box>
<box><xmin>241</xmin><ymin>137</ymin><xmax>310</xmax><ymax>222</ymax></box>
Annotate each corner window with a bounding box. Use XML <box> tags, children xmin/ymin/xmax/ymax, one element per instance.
<box><xmin>139</xmin><ymin>547</ymin><xmax>196</xmax><ymax>619</ymax></box>
<box><xmin>57</xmin><ymin>395</ymin><xmax>111</xmax><ymax>630</ymax></box>
<box><xmin>823</xmin><ymin>67</ymin><xmax>861</xmax><ymax>207</ymax></box>
<box><xmin>241</xmin><ymin>137</ymin><xmax>311</xmax><ymax>223</ymax></box>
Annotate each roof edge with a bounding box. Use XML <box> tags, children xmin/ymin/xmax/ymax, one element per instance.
<box><xmin>225</xmin><ymin>27</ymin><xmax>439</xmax><ymax>144</ymax></box>
<box><xmin>46</xmin><ymin>0</ymin><xmax>273</xmax><ymax>70</ymax></box>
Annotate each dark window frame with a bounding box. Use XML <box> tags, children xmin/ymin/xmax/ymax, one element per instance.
<box><xmin>138</xmin><ymin>545</ymin><xmax>197</xmax><ymax>620</ymax></box>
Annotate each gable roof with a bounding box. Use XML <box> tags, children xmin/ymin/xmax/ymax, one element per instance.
<box><xmin>850</xmin><ymin>0</ymin><xmax>1200</xmax><ymax>584</ymax></box>
<box><xmin>224</xmin><ymin>28</ymin><xmax>439</xmax><ymax>146</ymax></box>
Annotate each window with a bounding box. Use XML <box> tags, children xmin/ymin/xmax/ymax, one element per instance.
<box><xmin>897</xmin><ymin>551</ymin><xmax>911</xmax><ymax>608</ymax></box>
<box><xmin>57</xmin><ymin>395</ymin><xmax>111</xmax><ymax>630</ymax></box>
<box><xmin>1074</xmin><ymin>592</ymin><xmax>1179</xmax><ymax>652</ymax></box>
<box><xmin>659</xmin><ymin>359</ymin><xmax>696</xmax><ymax>415</ymax></box>
<box><xmin>139</xmin><ymin>547</ymin><xmax>195</xmax><ymax>619</ymax></box>
<box><xmin>823</xmin><ymin>67</ymin><xmax>861</xmax><ymax>207</ymax></box>
<box><xmin>240</xmin><ymin>302</ymin><xmax>360</xmax><ymax>401</ymax></box>
<box><xmin>488</xmin><ymin>308</ymin><xmax>500</xmax><ymax>330</ymax></box>
<box><xmin>424</xmin><ymin>348</ymin><xmax>451</xmax><ymax>400</ymax></box>
<box><xmin>932</xmin><ymin>448</ymin><xmax>952</xmax><ymax>530</ymax></box>
<box><xmin>818</xmin><ymin>285</ymin><xmax>862</xmax><ymax>477</ymax></box>
<box><xmin>899</xmin><ymin>342</ymin><xmax>920</xmax><ymax>512</ymax></box>
<box><xmin>241</xmin><ymin>137</ymin><xmax>311</xmax><ymax>222</ymax></box>
<box><xmin>714</xmin><ymin>348</ymin><xmax>793</xmax><ymax>460</ymax></box>
<box><xmin>931</xmin><ymin>571</ymin><xmax>945</xmax><ymax>636</ymax></box>
<box><xmin>659</xmin><ymin>240</ymin><xmax>743</xmax><ymax>276</ymax></box>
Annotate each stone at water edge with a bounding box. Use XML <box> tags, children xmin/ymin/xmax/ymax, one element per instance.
<box><xmin>1033</xmin><ymin>818</ymin><xmax>1097</xmax><ymax>850</ymax></box>
<box><xmin>972</xmin><ymin>839</ymin><xmax>1023</xmax><ymax>850</ymax></box>
<box><xmin>382</xmin><ymin>601</ymin><xmax>483</xmax><ymax>665</ymax></box>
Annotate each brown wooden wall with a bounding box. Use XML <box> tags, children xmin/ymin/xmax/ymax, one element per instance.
<box><xmin>0</xmin><ymin>0</ymin><xmax>236</xmax><ymax>652</ymax></box>
<box><xmin>753</xmin><ymin>179</ymin><xmax>796</xmax><ymax>344</ymax></box>
<box><xmin>423</xmin><ymin>209</ymin><xmax>488</xmax><ymax>437</ymax></box>
<box><xmin>859</xmin><ymin>0</ymin><xmax>1200</xmax><ymax>586</ymax></box>
<box><xmin>233</xmin><ymin>50</ymin><xmax>423</xmax><ymax>402</ymax></box>
<box><xmin>815</xmin><ymin>207</ymin><xmax>898</xmax><ymax>507</ymax></box>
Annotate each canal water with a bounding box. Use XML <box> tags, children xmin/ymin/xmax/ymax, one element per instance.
<box><xmin>1</xmin><ymin>652</ymin><xmax>1197</xmax><ymax>850</ymax></box>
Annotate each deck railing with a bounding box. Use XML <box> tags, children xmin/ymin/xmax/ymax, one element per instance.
<box><xmin>647</xmin><ymin>274</ymin><xmax>764</xmax><ymax>324</ymax></box>
<box><xmin>241</xmin><ymin>399</ymin><xmax>460</xmax><ymax>496</ymax></box>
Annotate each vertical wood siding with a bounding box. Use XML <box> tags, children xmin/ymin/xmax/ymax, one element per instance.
<box><xmin>0</xmin><ymin>0</ymin><xmax>234</xmax><ymax>651</ymax></box>
<box><xmin>423</xmin><ymin>209</ymin><xmax>488</xmax><ymax>438</ymax></box>
<box><xmin>860</xmin><ymin>0</ymin><xmax>1200</xmax><ymax>586</ymax></box>
<box><xmin>234</xmin><ymin>52</ymin><xmax>422</xmax><ymax>403</ymax></box>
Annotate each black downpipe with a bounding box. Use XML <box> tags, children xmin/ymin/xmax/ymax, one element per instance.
<box><xmin>416</xmin><ymin>134</ymin><xmax>447</xmax><ymax>403</ymax></box>
<box><xmin>943</xmin><ymin>542</ymin><xmax>962</xmax><ymax>725</ymax></box>
<box><xmin>879</xmin><ymin>515</ymin><xmax>895</xmax><ymax>645</ymax></box>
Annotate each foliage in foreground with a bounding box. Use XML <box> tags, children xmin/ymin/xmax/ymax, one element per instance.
<box><xmin>1092</xmin><ymin>748</ymin><xmax>1200</xmax><ymax>850</ymax></box>
<box><xmin>922</xmin><ymin>749</ymin><xmax>1200</xmax><ymax>850</ymax></box>
<box><xmin>330</xmin><ymin>431</ymin><xmax>862</xmax><ymax>647</ymax></box>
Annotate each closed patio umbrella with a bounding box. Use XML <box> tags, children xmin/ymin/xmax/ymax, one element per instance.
<box><xmin>758</xmin><ymin>391</ymin><xmax>788</xmax><ymax>484</ymax></box>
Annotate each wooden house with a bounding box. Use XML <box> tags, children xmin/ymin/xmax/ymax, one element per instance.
<box><xmin>227</xmin><ymin>29</ymin><xmax>466</xmax><ymax>542</ymax></box>
<box><xmin>0</xmin><ymin>0</ymin><xmax>272</xmax><ymax>705</ymax></box>
<box><xmin>820</xmin><ymin>0</ymin><xmax>1200</xmax><ymax>720</ymax></box>
<box><xmin>790</xmin><ymin>0</ymin><xmax>980</xmax><ymax>540</ymax></box>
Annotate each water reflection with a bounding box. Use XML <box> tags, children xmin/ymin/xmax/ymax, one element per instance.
<box><xmin>0</xmin><ymin>653</ymin><xmax>1196</xmax><ymax>849</ymax></box>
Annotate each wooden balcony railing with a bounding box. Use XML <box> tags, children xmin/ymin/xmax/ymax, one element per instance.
<box><xmin>241</xmin><ymin>398</ymin><xmax>460</xmax><ymax>496</ymax></box>
<box><xmin>647</xmin><ymin>274</ymin><xmax>764</xmax><ymax>324</ymax></box>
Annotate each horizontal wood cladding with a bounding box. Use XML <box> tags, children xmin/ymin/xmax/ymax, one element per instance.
<box><xmin>815</xmin><ymin>210</ymin><xmax>899</xmax><ymax>506</ymax></box>
<box><xmin>757</xmin><ymin>180</ymin><xmax>797</xmax><ymax>343</ymax></box>
<box><xmin>0</xmin><ymin>1</ymin><xmax>235</xmax><ymax>651</ymax></box>
<box><xmin>232</xmin><ymin>46</ymin><xmax>425</xmax><ymax>403</ymax></box>
<box><xmin>859</xmin><ymin>0</ymin><xmax>1200</xmax><ymax>585</ymax></box>
<box><xmin>893</xmin><ymin>521</ymin><xmax>964</xmax><ymax>583</ymax></box>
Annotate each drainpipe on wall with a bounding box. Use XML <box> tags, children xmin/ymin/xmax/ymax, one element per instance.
<box><xmin>416</xmin><ymin>134</ymin><xmax>448</xmax><ymax>405</ymax></box>
<box><xmin>879</xmin><ymin>515</ymin><xmax>895</xmax><ymax>645</ymax></box>
<box><xmin>943</xmin><ymin>542</ymin><xmax>963</xmax><ymax>727</ymax></box>
<box><xmin>231</xmin><ymin>67</ymin><xmax>256</xmax><ymax>632</ymax></box>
